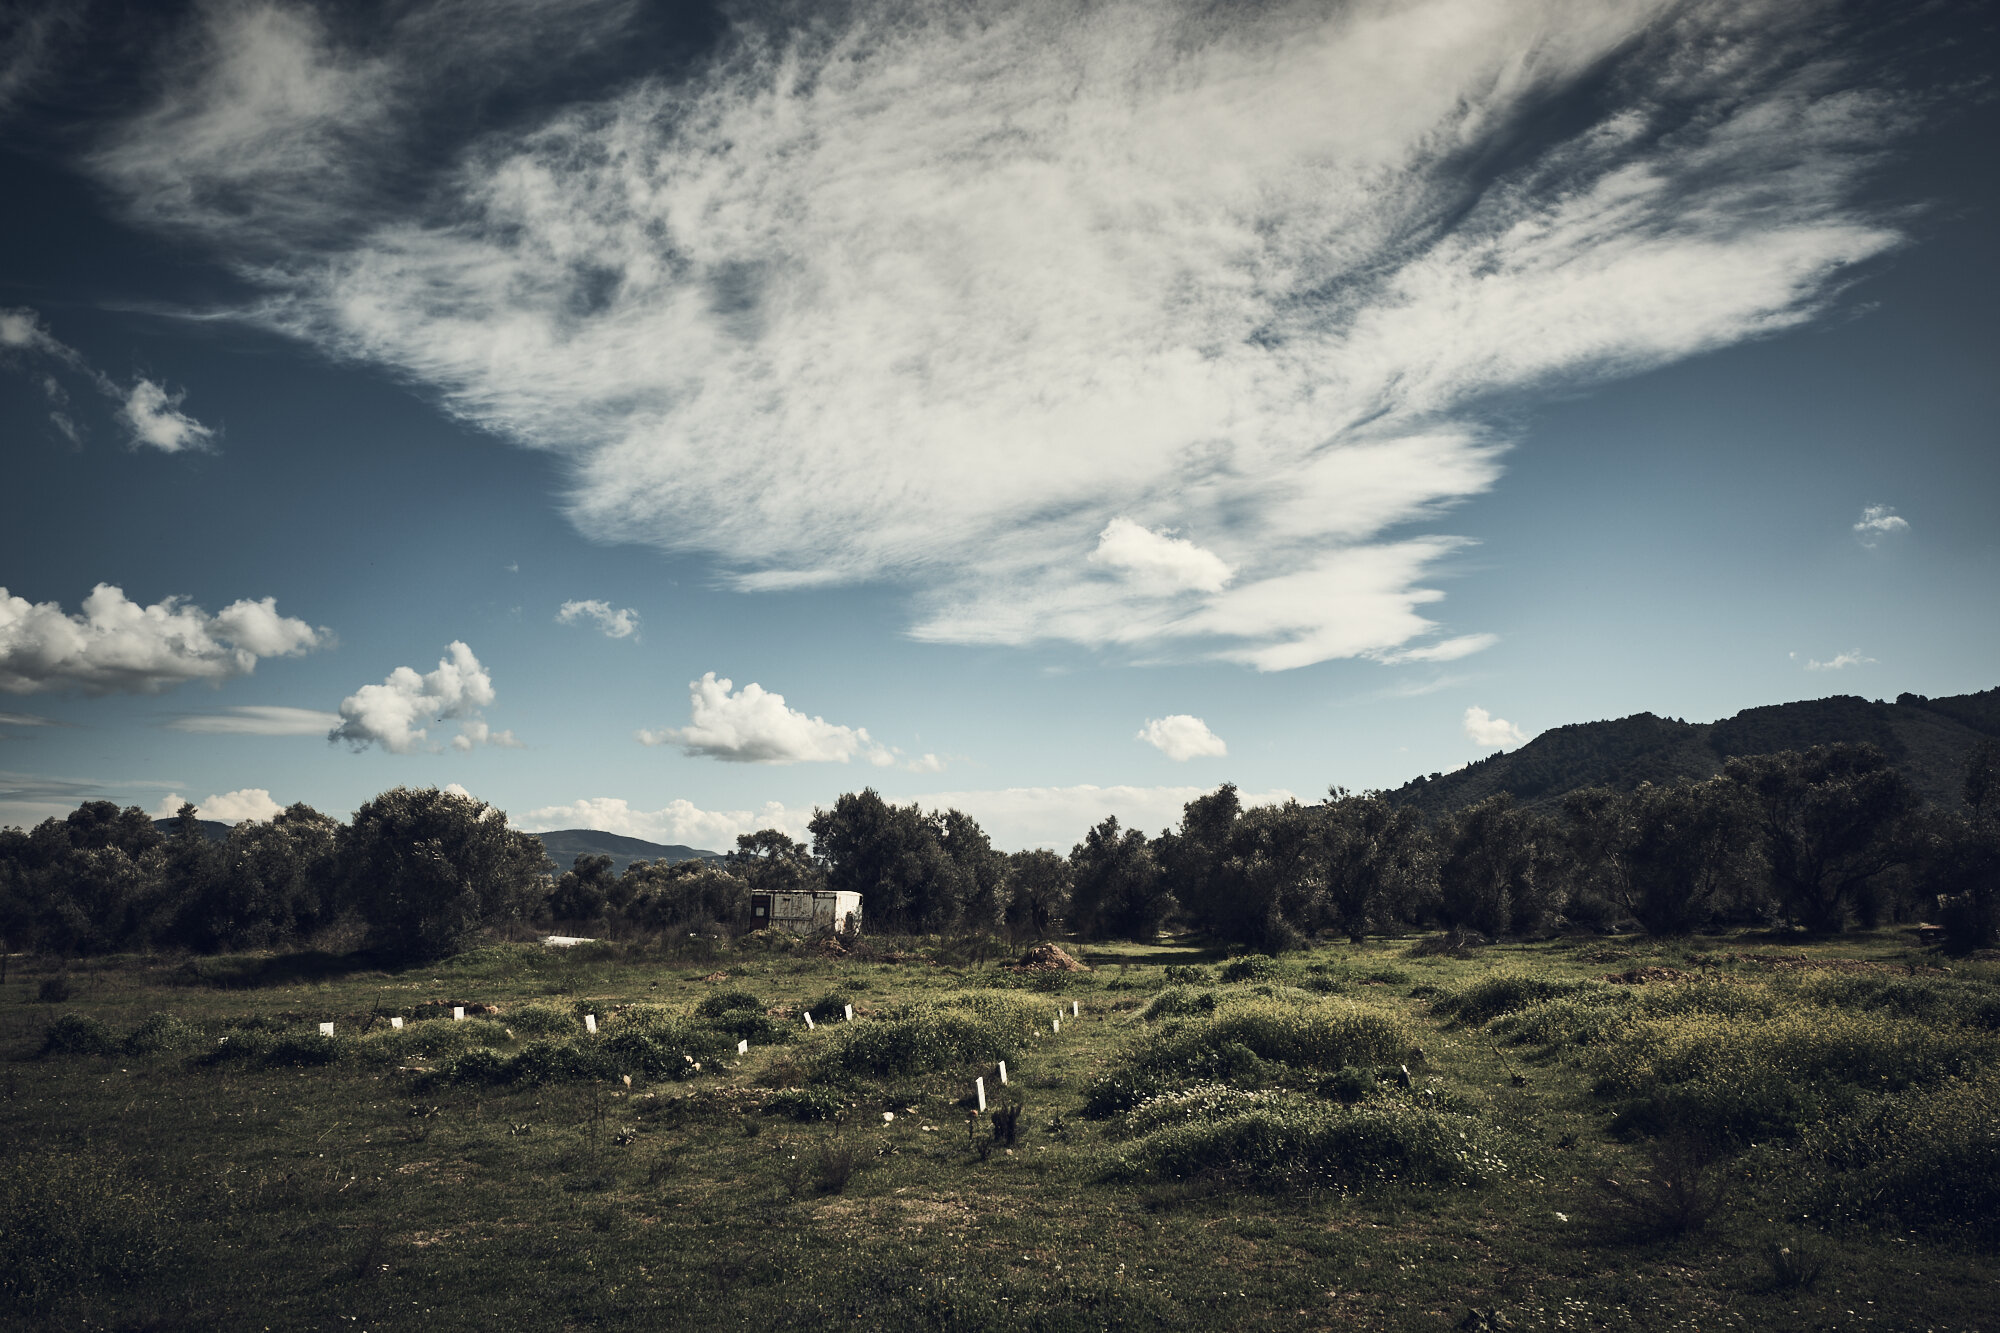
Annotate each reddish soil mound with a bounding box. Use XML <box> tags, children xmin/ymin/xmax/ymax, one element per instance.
<box><xmin>1011</xmin><ymin>943</ymin><xmax>1089</xmax><ymax>973</ymax></box>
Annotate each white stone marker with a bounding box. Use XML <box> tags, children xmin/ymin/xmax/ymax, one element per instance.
<box><xmin>319</xmin><ymin>1022</ymin><xmax>335</xmax><ymax>1036</ymax></box>
<box><xmin>584</xmin><ymin>1013</ymin><xmax>597</xmax><ymax>1034</ymax></box>
<box><xmin>882</xmin><ymin>1111</ymin><xmax>894</xmax><ymax>1123</ymax></box>
<box><xmin>737</xmin><ymin>1038</ymin><xmax>749</xmax><ymax>1054</ymax></box>
<box><xmin>391</xmin><ymin>1017</ymin><xmax>404</xmax><ymax>1030</ymax></box>
<box><xmin>1052</xmin><ymin>1016</ymin><xmax>1060</xmax><ymax>1034</ymax></box>
<box><xmin>1072</xmin><ymin>1000</ymin><xmax>1080</xmax><ymax>1018</ymax></box>
<box><xmin>844</xmin><ymin>1004</ymin><xmax>854</xmax><ymax>1022</ymax></box>
<box><xmin>804</xmin><ymin>1011</ymin><xmax>815</xmax><ymax>1029</ymax></box>
<box><xmin>998</xmin><ymin>1061</ymin><xmax>1008</xmax><ymax>1085</ymax></box>
<box><xmin>975</xmin><ymin>1076</ymin><xmax>987</xmax><ymax>1112</ymax></box>
<box><xmin>453</xmin><ymin>1006</ymin><xmax>465</xmax><ymax>1021</ymax></box>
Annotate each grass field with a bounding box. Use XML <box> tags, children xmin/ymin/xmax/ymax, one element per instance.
<box><xmin>3</xmin><ymin>928</ymin><xmax>1996</xmax><ymax>1331</ymax></box>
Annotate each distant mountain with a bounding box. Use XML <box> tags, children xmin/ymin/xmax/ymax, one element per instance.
<box><xmin>150</xmin><ymin>817</ymin><xmax>236</xmax><ymax>842</ymax></box>
<box><xmin>1386</xmin><ymin>688</ymin><xmax>2000</xmax><ymax>818</ymax></box>
<box><xmin>530</xmin><ymin>829</ymin><xmax>723</xmax><ymax>877</ymax></box>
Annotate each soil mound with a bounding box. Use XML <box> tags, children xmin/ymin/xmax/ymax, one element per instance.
<box><xmin>1012</xmin><ymin>943</ymin><xmax>1089</xmax><ymax>973</ymax></box>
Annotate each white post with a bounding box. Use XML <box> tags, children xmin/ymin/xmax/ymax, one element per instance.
<box><xmin>1052</xmin><ymin>1016</ymin><xmax>1060</xmax><ymax>1034</ymax></box>
<box><xmin>584</xmin><ymin>1013</ymin><xmax>597</xmax><ymax>1034</ymax></box>
<box><xmin>390</xmin><ymin>1016</ymin><xmax>404</xmax><ymax>1030</ymax></box>
<box><xmin>1072</xmin><ymin>1000</ymin><xmax>1080</xmax><ymax>1018</ymax></box>
<box><xmin>998</xmin><ymin>1060</ymin><xmax>1008</xmax><ymax>1085</ymax></box>
<box><xmin>804</xmin><ymin>1011</ymin><xmax>815</xmax><ymax>1029</ymax></box>
<box><xmin>737</xmin><ymin>1038</ymin><xmax>749</xmax><ymax>1055</ymax></box>
<box><xmin>975</xmin><ymin>1076</ymin><xmax>987</xmax><ymax>1112</ymax></box>
<box><xmin>844</xmin><ymin>1004</ymin><xmax>854</xmax><ymax>1022</ymax></box>
<box><xmin>453</xmin><ymin>1006</ymin><xmax>465</xmax><ymax>1022</ymax></box>
<box><xmin>319</xmin><ymin>1022</ymin><xmax>334</xmax><ymax>1036</ymax></box>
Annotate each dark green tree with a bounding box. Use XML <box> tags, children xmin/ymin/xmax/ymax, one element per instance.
<box><xmin>1435</xmin><ymin>795</ymin><xmax>1564</xmax><ymax>937</ymax></box>
<box><xmin>548</xmin><ymin>853</ymin><xmax>616</xmax><ymax>926</ymax></box>
<box><xmin>1003</xmin><ymin>848</ymin><xmax>1072</xmax><ymax>939</ymax></box>
<box><xmin>1724</xmin><ymin>745</ymin><xmax>1916</xmax><ymax>934</ymax></box>
<box><xmin>1320</xmin><ymin>790</ymin><xmax>1434</xmax><ymax>943</ymax></box>
<box><xmin>1069</xmin><ymin>816</ymin><xmax>1174</xmax><ymax>941</ymax></box>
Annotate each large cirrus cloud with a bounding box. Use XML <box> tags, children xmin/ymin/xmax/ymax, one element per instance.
<box><xmin>91</xmin><ymin>0</ymin><xmax>1914</xmax><ymax>668</ymax></box>
<box><xmin>328</xmin><ymin>641</ymin><xmax>520</xmax><ymax>754</ymax></box>
<box><xmin>0</xmin><ymin>583</ymin><xmax>323</xmax><ymax>694</ymax></box>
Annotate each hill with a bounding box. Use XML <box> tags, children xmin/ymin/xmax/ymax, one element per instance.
<box><xmin>529</xmin><ymin>828</ymin><xmax>723</xmax><ymax>876</ymax></box>
<box><xmin>1387</xmin><ymin>687</ymin><xmax>2000</xmax><ymax>817</ymax></box>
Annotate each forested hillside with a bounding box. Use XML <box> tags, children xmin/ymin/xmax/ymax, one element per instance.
<box><xmin>1388</xmin><ymin>689</ymin><xmax>2000</xmax><ymax>817</ymax></box>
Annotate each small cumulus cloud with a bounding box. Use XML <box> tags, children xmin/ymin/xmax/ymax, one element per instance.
<box><xmin>1852</xmin><ymin>504</ymin><xmax>1908</xmax><ymax>547</ymax></box>
<box><xmin>167</xmin><ymin>704</ymin><xmax>342</xmax><ymax>735</ymax></box>
<box><xmin>1088</xmin><ymin>519</ymin><xmax>1233</xmax><ymax>595</ymax></box>
<box><xmin>639</xmin><ymin>673</ymin><xmax>875</xmax><ymax>764</ymax></box>
<box><xmin>1803</xmin><ymin>650</ymin><xmax>1875</xmax><ymax>672</ymax></box>
<box><xmin>556</xmin><ymin>599</ymin><xmax>638</xmax><ymax>639</ymax></box>
<box><xmin>1137</xmin><ymin>715</ymin><xmax>1228</xmax><ymax>762</ymax></box>
<box><xmin>149</xmin><ymin>786</ymin><xmax>285</xmax><ymax>823</ymax></box>
<box><xmin>1463</xmin><ymin>705</ymin><xmax>1529</xmax><ymax>747</ymax></box>
<box><xmin>0</xmin><ymin>584</ymin><xmax>323</xmax><ymax>695</ymax></box>
<box><xmin>328</xmin><ymin>641</ymin><xmax>517</xmax><ymax>753</ymax></box>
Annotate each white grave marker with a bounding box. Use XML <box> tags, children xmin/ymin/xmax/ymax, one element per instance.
<box><xmin>998</xmin><ymin>1061</ymin><xmax>1008</xmax><ymax>1085</ymax></box>
<box><xmin>975</xmin><ymin>1076</ymin><xmax>987</xmax><ymax>1112</ymax></box>
<box><xmin>737</xmin><ymin>1038</ymin><xmax>749</xmax><ymax>1054</ymax></box>
<box><xmin>804</xmin><ymin>1011</ymin><xmax>815</xmax><ymax>1029</ymax></box>
<box><xmin>844</xmin><ymin>1004</ymin><xmax>854</xmax><ymax>1022</ymax></box>
<box><xmin>319</xmin><ymin>1022</ymin><xmax>335</xmax><ymax>1036</ymax></box>
<box><xmin>453</xmin><ymin>1006</ymin><xmax>465</xmax><ymax>1022</ymax></box>
<box><xmin>584</xmin><ymin>1013</ymin><xmax>598</xmax><ymax>1034</ymax></box>
<box><xmin>1052</xmin><ymin>1016</ymin><xmax>1060</xmax><ymax>1034</ymax></box>
<box><xmin>1072</xmin><ymin>1000</ymin><xmax>1080</xmax><ymax>1018</ymax></box>
<box><xmin>390</xmin><ymin>1017</ymin><xmax>404</xmax><ymax>1030</ymax></box>
<box><xmin>882</xmin><ymin>1111</ymin><xmax>894</xmax><ymax>1123</ymax></box>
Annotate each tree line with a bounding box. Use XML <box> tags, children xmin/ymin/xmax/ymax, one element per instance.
<box><xmin>2</xmin><ymin>742</ymin><xmax>1994</xmax><ymax>962</ymax></box>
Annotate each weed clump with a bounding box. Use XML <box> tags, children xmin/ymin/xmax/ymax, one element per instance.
<box><xmin>812</xmin><ymin>992</ymin><xmax>1040</xmax><ymax>1079</ymax></box>
<box><xmin>1220</xmin><ymin>955</ymin><xmax>1279</xmax><ymax>984</ymax></box>
<box><xmin>121</xmin><ymin>1012</ymin><xmax>205</xmax><ymax>1055</ymax></box>
<box><xmin>39</xmin><ymin>1013</ymin><xmax>116</xmax><ymax>1056</ymax></box>
<box><xmin>1808</xmin><ymin>1070</ymin><xmax>2000</xmax><ymax>1245</ymax></box>
<box><xmin>506</xmin><ymin>999</ymin><xmax>579</xmax><ymax>1036</ymax></box>
<box><xmin>0</xmin><ymin>1151</ymin><xmax>179</xmax><ymax>1310</ymax></box>
<box><xmin>1161</xmin><ymin>964</ymin><xmax>1210</xmax><ymax>986</ymax></box>
<box><xmin>1112</xmin><ymin>1087</ymin><xmax>1501</xmax><ymax>1191</ymax></box>
<box><xmin>766</xmin><ymin>1087</ymin><xmax>847</xmax><ymax>1122</ymax></box>
<box><xmin>1432</xmin><ymin>973</ymin><xmax>1597</xmax><ymax>1025</ymax></box>
<box><xmin>1140</xmin><ymin>986</ymin><xmax>1218</xmax><ymax>1021</ymax></box>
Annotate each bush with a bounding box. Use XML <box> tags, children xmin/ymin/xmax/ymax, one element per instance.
<box><xmin>506</xmin><ymin>1000</ymin><xmax>579</xmax><ymax>1036</ymax></box>
<box><xmin>1221</xmin><ymin>955</ymin><xmax>1278</xmax><ymax>984</ymax></box>
<box><xmin>695</xmin><ymin>990</ymin><xmax>765</xmax><ymax>1018</ymax></box>
<box><xmin>1162</xmin><ymin>964</ymin><xmax>1211</xmax><ymax>985</ymax></box>
<box><xmin>122</xmin><ymin>1012</ymin><xmax>205</xmax><ymax>1055</ymax></box>
<box><xmin>766</xmin><ymin>1087</ymin><xmax>848</xmax><ymax>1122</ymax></box>
<box><xmin>1809</xmin><ymin>1072</ymin><xmax>2000</xmax><ymax>1245</ymax></box>
<box><xmin>802</xmin><ymin>991</ymin><xmax>855</xmax><ymax>1024</ymax></box>
<box><xmin>0</xmin><ymin>1151</ymin><xmax>177</xmax><ymax>1309</ymax></box>
<box><xmin>35</xmin><ymin>975</ymin><xmax>72</xmax><ymax>1004</ymax></box>
<box><xmin>1432</xmin><ymin>973</ymin><xmax>1597</xmax><ymax>1025</ymax></box>
<box><xmin>358</xmin><ymin>1018</ymin><xmax>511</xmax><ymax>1065</ymax></box>
<box><xmin>812</xmin><ymin>992</ymin><xmax>1041</xmax><ymax>1079</ymax></box>
<box><xmin>1113</xmin><ymin>1088</ymin><xmax>1502</xmax><ymax>1191</ymax></box>
<box><xmin>1140</xmin><ymin>986</ymin><xmax>1218</xmax><ymax>1021</ymax></box>
<box><xmin>40</xmin><ymin>1013</ymin><xmax>116</xmax><ymax>1056</ymax></box>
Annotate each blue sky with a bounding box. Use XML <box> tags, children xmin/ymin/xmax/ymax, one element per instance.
<box><xmin>2</xmin><ymin>0</ymin><xmax>1994</xmax><ymax>850</ymax></box>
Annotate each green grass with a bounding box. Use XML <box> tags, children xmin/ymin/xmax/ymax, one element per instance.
<box><xmin>2</xmin><ymin>928</ymin><xmax>1996</xmax><ymax>1331</ymax></box>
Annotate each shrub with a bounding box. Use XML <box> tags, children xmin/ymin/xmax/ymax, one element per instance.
<box><xmin>1809</xmin><ymin>1072</ymin><xmax>2000</xmax><ymax>1244</ymax></box>
<box><xmin>359</xmin><ymin>1018</ymin><xmax>510</xmax><ymax>1065</ymax></box>
<box><xmin>40</xmin><ymin>1013</ymin><xmax>116</xmax><ymax>1056</ymax></box>
<box><xmin>1597</xmin><ymin>1130</ymin><xmax>1729</xmax><ymax>1237</ymax></box>
<box><xmin>1432</xmin><ymin>973</ymin><xmax>1597</xmax><ymax>1025</ymax></box>
<box><xmin>1113</xmin><ymin>1088</ymin><xmax>1501</xmax><ymax>1191</ymax></box>
<box><xmin>802</xmin><ymin>991</ymin><xmax>854</xmax><ymax>1024</ymax></box>
<box><xmin>695</xmin><ymin>990</ymin><xmax>765</xmax><ymax>1018</ymax></box>
<box><xmin>1221</xmin><ymin>955</ymin><xmax>1278</xmax><ymax>984</ymax></box>
<box><xmin>1162</xmin><ymin>964</ymin><xmax>1211</xmax><ymax>985</ymax></box>
<box><xmin>506</xmin><ymin>1000</ymin><xmax>579</xmax><ymax>1036</ymax></box>
<box><xmin>122</xmin><ymin>1012</ymin><xmax>204</xmax><ymax>1055</ymax></box>
<box><xmin>35</xmin><ymin>975</ymin><xmax>72</xmax><ymax>1004</ymax></box>
<box><xmin>812</xmin><ymin>992</ymin><xmax>1040</xmax><ymax>1079</ymax></box>
<box><xmin>766</xmin><ymin>1087</ymin><xmax>848</xmax><ymax>1121</ymax></box>
<box><xmin>0</xmin><ymin>1151</ymin><xmax>177</xmax><ymax>1309</ymax></box>
<box><xmin>1140</xmin><ymin>986</ymin><xmax>1218</xmax><ymax>1021</ymax></box>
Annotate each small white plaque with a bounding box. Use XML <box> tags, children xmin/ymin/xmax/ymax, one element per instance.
<box><xmin>1072</xmin><ymin>1000</ymin><xmax>1080</xmax><ymax>1017</ymax></box>
<box><xmin>319</xmin><ymin>1022</ymin><xmax>334</xmax><ymax>1036</ymax></box>
<box><xmin>737</xmin><ymin>1038</ymin><xmax>749</xmax><ymax>1054</ymax></box>
<box><xmin>844</xmin><ymin>1004</ymin><xmax>854</xmax><ymax>1022</ymax></box>
<box><xmin>1052</xmin><ymin>1017</ymin><xmax>1060</xmax><ymax>1034</ymax></box>
<box><xmin>584</xmin><ymin>1014</ymin><xmax>598</xmax><ymax>1034</ymax></box>
<box><xmin>453</xmin><ymin>1006</ymin><xmax>465</xmax><ymax>1022</ymax></box>
<box><xmin>390</xmin><ymin>1016</ymin><xmax>404</xmax><ymax>1030</ymax></box>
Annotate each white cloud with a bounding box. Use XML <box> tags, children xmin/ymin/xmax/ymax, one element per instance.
<box><xmin>0</xmin><ymin>711</ymin><xmax>56</xmax><ymax>728</ymax></box>
<box><xmin>1463</xmin><ymin>705</ymin><xmax>1530</xmax><ymax>747</ymax></box>
<box><xmin>521</xmin><ymin>796</ymin><xmax>813</xmax><ymax>848</ymax></box>
<box><xmin>0</xmin><ymin>584</ymin><xmax>323</xmax><ymax>695</ymax></box>
<box><xmin>329</xmin><ymin>640</ymin><xmax>513</xmax><ymax>754</ymax></box>
<box><xmin>1805</xmin><ymin>650</ymin><xmax>1874</xmax><ymax>672</ymax></box>
<box><xmin>167</xmin><ymin>704</ymin><xmax>342</xmax><ymax>735</ymax></box>
<box><xmin>150</xmin><ymin>786</ymin><xmax>285</xmax><ymax>823</ymax></box>
<box><xmin>119</xmin><ymin>378</ymin><xmax>215</xmax><ymax>453</ymax></box>
<box><xmin>639</xmin><ymin>672</ymin><xmax>874</xmax><ymax>764</ymax></box>
<box><xmin>92</xmin><ymin>0</ymin><xmax>1915</xmax><ymax>669</ymax></box>
<box><xmin>557</xmin><ymin>599</ymin><xmax>639</xmax><ymax>639</ymax></box>
<box><xmin>1852</xmin><ymin>504</ymin><xmax>1908</xmax><ymax>547</ymax></box>
<box><xmin>1137</xmin><ymin>715</ymin><xmax>1228</xmax><ymax>762</ymax></box>
<box><xmin>1089</xmin><ymin>519</ymin><xmax>1233</xmax><ymax>595</ymax></box>
<box><xmin>1370</xmin><ymin>634</ymin><xmax>1500</xmax><ymax>666</ymax></box>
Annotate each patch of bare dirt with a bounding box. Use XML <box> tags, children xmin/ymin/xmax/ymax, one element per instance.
<box><xmin>1008</xmin><ymin>943</ymin><xmax>1089</xmax><ymax>973</ymax></box>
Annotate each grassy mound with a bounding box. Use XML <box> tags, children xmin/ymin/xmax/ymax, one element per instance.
<box><xmin>811</xmin><ymin>991</ymin><xmax>1042</xmax><ymax>1079</ymax></box>
<box><xmin>1811</xmin><ymin>1071</ymin><xmax>2000</xmax><ymax>1245</ymax></box>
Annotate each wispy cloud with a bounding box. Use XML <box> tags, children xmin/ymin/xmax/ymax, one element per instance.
<box><xmin>329</xmin><ymin>641</ymin><xmax>518</xmax><ymax>753</ymax></box>
<box><xmin>1852</xmin><ymin>504</ymin><xmax>1908</xmax><ymax>547</ymax></box>
<box><xmin>556</xmin><ymin>599</ymin><xmax>639</xmax><ymax>639</ymax></box>
<box><xmin>1</xmin><ymin>306</ymin><xmax>218</xmax><ymax>451</ymax></box>
<box><xmin>0</xmin><ymin>584</ymin><xmax>324</xmax><ymax>695</ymax></box>
<box><xmin>91</xmin><ymin>0</ymin><xmax>1917</xmax><ymax>668</ymax></box>
<box><xmin>1137</xmin><ymin>715</ymin><xmax>1228</xmax><ymax>762</ymax></box>
<box><xmin>167</xmin><ymin>704</ymin><xmax>342</xmax><ymax>736</ymax></box>
<box><xmin>1464</xmin><ymin>705</ymin><xmax>1530</xmax><ymax>747</ymax></box>
<box><xmin>1802</xmin><ymin>650</ymin><xmax>1875</xmax><ymax>672</ymax></box>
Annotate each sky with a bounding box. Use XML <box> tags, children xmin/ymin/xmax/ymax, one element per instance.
<box><xmin>1</xmin><ymin>0</ymin><xmax>1995</xmax><ymax>851</ymax></box>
